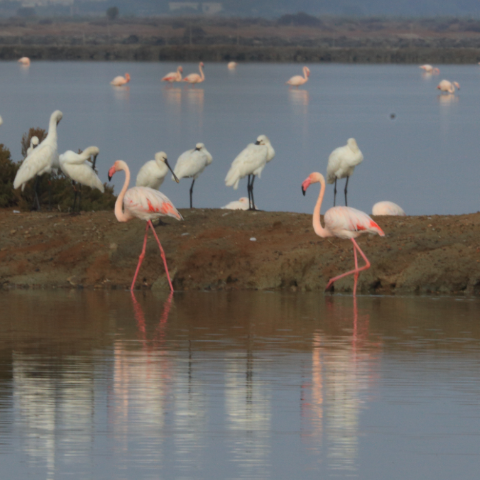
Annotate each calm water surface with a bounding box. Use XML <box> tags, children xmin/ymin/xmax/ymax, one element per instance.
<box><xmin>0</xmin><ymin>62</ymin><xmax>479</xmax><ymax>214</ymax></box>
<box><xmin>0</xmin><ymin>290</ymin><xmax>480</xmax><ymax>479</ymax></box>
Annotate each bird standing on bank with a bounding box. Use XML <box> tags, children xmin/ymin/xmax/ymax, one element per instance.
<box><xmin>27</xmin><ymin>136</ymin><xmax>39</xmax><ymax>156</ymax></box>
<box><xmin>110</xmin><ymin>73</ymin><xmax>131</xmax><ymax>86</ymax></box>
<box><xmin>108</xmin><ymin>160</ymin><xmax>183</xmax><ymax>292</ymax></box>
<box><xmin>302</xmin><ymin>172</ymin><xmax>385</xmax><ymax>296</ymax></box>
<box><xmin>286</xmin><ymin>66</ymin><xmax>310</xmax><ymax>87</ymax></box>
<box><xmin>13</xmin><ymin>110</ymin><xmax>63</xmax><ymax>210</ymax></box>
<box><xmin>222</xmin><ymin>197</ymin><xmax>251</xmax><ymax>210</ymax></box>
<box><xmin>162</xmin><ymin>66</ymin><xmax>183</xmax><ymax>83</ymax></box>
<box><xmin>326</xmin><ymin>138</ymin><xmax>363</xmax><ymax>207</ymax></box>
<box><xmin>172</xmin><ymin>143</ymin><xmax>212</xmax><ymax>208</ymax></box>
<box><xmin>225</xmin><ymin>135</ymin><xmax>275</xmax><ymax>211</ymax></box>
<box><xmin>372</xmin><ymin>201</ymin><xmax>406</xmax><ymax>216</ymax></box>
<box><xmin>183</xmin><ymin>62</ymin><xmax>205</xmax><ymax>85</ymax></box>
<box><xmin>136</xmin><ymin>152</ymin><xmax>179</xmax><ymax>190</ymax></box>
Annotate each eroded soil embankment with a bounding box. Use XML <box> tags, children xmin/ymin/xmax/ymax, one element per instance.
<box><xmin>0</xmin><ymin>208</ymin><xmax>479</xmax><ymax>295</ymax></box>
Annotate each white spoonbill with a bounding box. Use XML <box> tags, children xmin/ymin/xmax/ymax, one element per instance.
<box><xmin>286</xmin><ymin>66</ymin><xmax>310</xmax><ymax>87</ymax></box>
<box><xmin>59</xmin><ymin>147</ymin><xmax>104</xmax><ymax>212</ymax></box>
<box><xmin>372</xmin><ymin>201</ymin><xmax>406</xmax><ymax>216</ymax></box>
<box><xmin>225</xmin><ymin>135</ymin><xmax>275</xmax><ymax>211</ymax></box>
<box><xmin>326</xmin><ymin>138</ymin><xmax>363</xmax><ymax>207</ymax></box>
<box><xmin>110</xmin><ymin>73</ymin><xmax>130</xmax><ymax>86</ymax></box>
<box><xmin>172</xmin><ymin>143</ymin><xmax>212</xmax><ymax>208</ymax></box>
<box><xmin>228</xmin><ymin>62</ymin><xmax>237</xmax><ymax>70</ymax></box>
<box><xmin>419</xmin><ymin>64</ymin><xmax>439</xmax><ymax>74</ymax></box>
<box><xmin>437</xmin><ymin>79</ymin><xmax>460</xmax><ymax>94</ymax></box>
<box><xmin>108</xmin><ymin>160</ymin><xmax>183</xmax><ymax>292</ymax></box>
<box><xmin>183</xmin><ymin>62</ymin><xmax>205</xmax><ymax>85</ymax></box>
<box><xmin>18</xmin><ymin>57</ymin><xmax>30</xmax><ymax>66</ymax></box>
<box><xmin>136</xmin><ymin>151</ymin><xmax>179</xmax><ymax>190</ymax></box>
<box><xmin>302</xmin><ymin>172</ymin><xmax>385</xmax><ymax>296</ymax></box>
<box><xmin>162</xmin><ymin>66</ymin><xmax>183</xmax><ymax>83</ymax></box>
<box><xmin>27</xmin><ymin>136</ymin><xmax>39</xmax><ymax>156</ymax></box>
<box><xmin>222</xmin><ymin>197</ymin><xmax>253</xmax><ymax>210</ymax></box>
<box><xmin>13</xmin><ymin>110</ymin><xmax>63</xmax><ymax>210</ymax></box>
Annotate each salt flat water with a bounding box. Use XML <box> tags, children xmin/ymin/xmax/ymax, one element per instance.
<box><xmin>0</xmin><ymin>61</ymin><xmax>479</xmax><ymax>214</ymax></box>
<box><xmin>0</xmin><ymin>291</ymin><xmax>480</xmax><ymax>479</ymax></box>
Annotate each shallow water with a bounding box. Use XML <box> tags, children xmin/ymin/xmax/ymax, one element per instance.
<box><xmin>1</xmin><ymin>290</ymin><xmax>480</xmax><ymax>479</ymax></box>
<box><xmin>1</xmin><ymin>62</ymin><xmax>479</xmax><ymax>215</ymax></box>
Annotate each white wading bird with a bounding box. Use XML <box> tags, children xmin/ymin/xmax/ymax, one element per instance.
<box><xmin>222</xmin><ymin>197</ymin><xmax>256</xmax><ymax>210</ymax></box>
<box><xmin>372</xmin><ymin>201</ymin><xmax>406</xmax><ymax>216</ymax></box>
<box><xmin>13</xmin><ymin>110</ymin><xmax>63</xmax><ymax>210</ymax></box>
<box><xmin>59</xmin><ymin>146</ymin><xmax>104</xmax><ymax>212</ymax></box>
<box><xmin>172</xmin><ymin>143</ymin><xmax>212</xmax><ymax>208</ymax></box>
<box><xmin>326</xmin><ymin>138</ymin><xmax>363</xmax><ymax>207</ymax></box>
<box><xmin>225</xmin><ymin>135</ymin><xmax>275</xmax><ymax>211</ymax></box>
<box><xmin>27</xmin><ymin>136</ymin><xmax>39</xmax><ymax>156</ymax></box>
<box><xmin>136</xmin><ymin>151</ymin><xmax>179</xmax><ymax>190</ymax></box>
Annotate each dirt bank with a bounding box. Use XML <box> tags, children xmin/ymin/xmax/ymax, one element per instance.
<box><xmin>0</xmin><ymin>208</ymin><xmax>479</xmax><ymax>295</ymax></box>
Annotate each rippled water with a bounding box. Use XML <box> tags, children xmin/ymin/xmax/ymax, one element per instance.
<box><xmin>1</xmin><ymin>291</ymin><xmax>480</xmax><ymax>479</ymax></box>
<box><xmin>1</xmin><ymin>62</ymin><xmax>479</xmax><ymax>214</ymax></box>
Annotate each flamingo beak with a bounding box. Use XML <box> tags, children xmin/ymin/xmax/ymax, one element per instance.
<box><xmin>165</xmin><ymin>159</ymin><xmax>179</xmax><ymax>183</ymax></box>
<box><xmin>301</xmin><ymin>178</ymin><xmax>311</xmax><ymax>196</ymax></box>
<box><xmin>108</xmin><ymin>165</ymin><xmax>116</xmax><ymax>181</ymax></box>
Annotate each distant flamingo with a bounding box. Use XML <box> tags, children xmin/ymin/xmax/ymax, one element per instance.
<box><xmin>18</xmin><ymin>57</ymin><xmax>30</xmax><ymax>66</ymax></box>
<box><xmin>419</xmin><ymin>64</ymin><xmax>439</xmax><ymax>74</ymax></box>
<box><xmin>437</xmin><ymin>79</ymin><xmax>460</xmax><ymax>94</ymax></box>
<box><xmin>162</xmin><ymin>66</ymin><xmax>183</xmax><ymax>83</ymax></box>
<box><xmin>183</xmin><ymin>62</ymin><xmax>205</xmax><ymax>85</ymax></box>
<box><xmin>110</xmin><ymin>73</ymin><xmax>131</xmax><ymax>86</ymax></box>
<box><xmin>108</xmin><ymin>160</ymin><xmax>183</xmax><ymax>292</ymax></box>
<box><xmin>372</xmin><ymin>201</ymin><xmax>406</xmax><ymax>216</ymax></box>
<box><xmin>286</xmin><ymin>66</ymin><xmax>310</xmax><ymax>87</ymax></box>
<box><xmin>327</xmin><ymin>138</ymin><xmax>363</xmax><ymax>207</ymax></box>
<box><xmin>302</xmin><ymin>172</ymin><xmax>385</xmax><ymax>296</ymax></box>
<box><xmin>228</xmin><ymin>62</ymin><xmax>237</xmax><ymax>70</ymax></box>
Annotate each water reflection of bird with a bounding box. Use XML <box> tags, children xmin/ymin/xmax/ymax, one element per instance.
<box><xmin>110</xmin><ymin>73</ymin><xmax>130</xmax><ymax>86</ymax></box>
<box><xmin>288</xmin><ymin>88</ymin><xmax>309</xmax><ymax>108</ymax></box>
<box><xmin>437</xmin><ymin>79</ymin><xmax>460</xmax><ymax>94</ymax></box>
<box><xmin>286</xmin><ymin>66</ymin><xmax>310</xmax><ymax>87</ymax></box>
<box><xmin>162</xmin><ymin>66</ymin><xmax>183</xmax><ymax>83</ymax></box>
<box><xmin>108</xmin><ymin>160</ymin><xmax>183</xmax><ymax>292</ymax></box>
<box><xmin>419</xmin><ymin>64</ymin><xmax>439</xmax><ymax>74</ymax></box>
<box><xmin>302</xmin><ymin>172</ymin><xmax>385</xmax><ymax>296</ymax></box>
<box><xmin>136</xmin><ymin>151</ymin><xmax>179</xmax><ymax>190</ymax></box>
<box><xmin>225</xmin><ymin>134</ymin><xmax>275</xmax><ymax>211</ymax></box>
<box><xmin>437</xmin><ymin>94</ymin><xmax>459</xmax><ymax>105</ymax></box>
<box><xmin>372</xmin><ymin>201</ymin><xmax>406</xmax><ymax>216</ymax></box>
<box><xmin>185</xmin><ymin>87</ymin><xmax>204</xmax><ymax>109</ymax></box>
<box><xmin>183</xmin><ymin>62</ymin><xmax>205</xmax><ymax>85</ymax></box>
<box><xmin>18</xmin><ymin>57</ymin><xmax>30</xmax><ymax>66</ymax></box>
<box><xmin>172</xmin><ymin>143</ymin><xmax>213</xmax><ymax>208</ymax></box>
<box><xmin>326</xmin><ymin>138</ymin><xmax>363</xmax><ymax>207</ymax></box>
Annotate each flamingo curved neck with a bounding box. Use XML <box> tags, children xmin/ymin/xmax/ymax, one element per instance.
<box><xmin>199</xmin><ymin>63</ymin><xmax>204</xmax><ymax>80</ymax></box>
<box><xmin>115</xmin><ymin>162</ymin><xmax>132</xmax><ymax>222</ymax></box>
<box><xmin>312</xmin><ymin>175</ymin><xmax>332</xmax><ymax>238</ymax></box>
<box><xmin>303</xmin><ymin>67</ymin><xmax>308</xmax><ymax>79</ymax></box>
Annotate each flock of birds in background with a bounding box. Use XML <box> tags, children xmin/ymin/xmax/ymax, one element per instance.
<box><xmin>12</xmin><ymin>57</ymin><xmax>459</xmax><ymax>296</ymax></box>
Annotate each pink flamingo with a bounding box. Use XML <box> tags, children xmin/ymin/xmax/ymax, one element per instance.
<box><xmin>183</xmin><ymin>62</ymin><xmax>205</xmax><ymax>85</ymax></box>
<box><xmin>18</xmin><ymin>57</ymin><xmax>30</xmax><ymax>66</ymax></box>
<box><xmin>110</xmin><ymin>73</ymin><xmax>131</xmax><ymax>86</ymax></box>
<box><xmin>302</xmin><ymin>172</ymin><xmax>385</xmax><ymax>296</ymax></box>
<box><xmin>108</xmin><ymin>160</ymin><xmax>183</xmax><ymax>292</ymax></box>
<box><xmin>437</xmin><ymin>79</ymin><xmax>460</xmax><ymax>94</ymax></box>
<box><xmin>162</xmin><ymin>66</ymin><xmax>183</xmax><ymax>83</ymax></box>
<box><xmin>286</xmin><ymin>66</ymin><xmax>310</xmax><ymax>87</ymax></box>
<box><xmin>419</xmin><ymin>64</ymin><xmax>439</xmax><ymax>74</ymax></box>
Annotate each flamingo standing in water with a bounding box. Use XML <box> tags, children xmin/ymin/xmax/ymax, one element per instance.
<box><xmin>372</xmin><ymin>201</ymin><xmax>406</xmax><ymax>216</ymax></box>
<box><xmin>108</xmin><ymin>160</ymin><xmax>183</xmax><ymax>292</ymax></box>
<box><xmin>162</xmin><ymin>66</ymin><xmax>183</xmax><ymax>83</ymax></box>
<box><xmin>419</xmin><ymin>64</ymin><xmax>439</xmax><ymax>74</ymax></box>
<box><xmin>437</xmin><ymin>79</ymin><xmax>460</xmax><ymax>94</ymax></box>
<box><xmin>18</xmin><ymin>57</ymin><xmax>30</xmax><ymax>66</ymax></box>
<box><xmin>286</xmin><ymin>66</ymin><xmax>310</xmax><ymax>87</ymax></box>
<box><xmin>302</xmin><ymin>172</ymin><xmax>385</xmax><ymax>296</ymax></box>
<box><xmin>110</xmin><ymin>73</ymin><xmax>131</xmax><ymax>86</ymax></box>
<box><xmin>228</xmin><ymin>62</ymin><xmax>237</xmax><ymax>70</ymax></box>
<box><xmin>183</xmin><ymin>62</ymin><xmax>205</xmax><ymax>85</ymax></box>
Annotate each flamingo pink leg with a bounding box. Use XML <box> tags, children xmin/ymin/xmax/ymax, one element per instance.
<box><xmin>325</xmin><ymin>239</ymin><xmax>371</xmax><ymax>296</ymax></box>
<box><xmin>353</xmin><ymin>243</ymin><xmax>359</xmax><ymax>296</ymax></box>
<box><xmin>148</xmin><ymin>220</ymin><xmax>174</xmax><ymax>292</ymax></box>
<box><xmin>130</xmin><ymin>222</ymin><xmax>149</xmax><ymax>291</ymax></box>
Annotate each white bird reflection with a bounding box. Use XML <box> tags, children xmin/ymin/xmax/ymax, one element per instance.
<box><xmin>288</xmin><ymin>88</ymin><xmax>309</xmax><ymax>112</ymax></box>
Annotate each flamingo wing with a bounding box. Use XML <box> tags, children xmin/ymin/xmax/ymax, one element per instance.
<box><xmin>325</xmin><ymin>206</ymin><xmax>384</xmax><ymax>238</ymax></box>
<box><xmin>124</xmin><ymin>187</ymin><xmax>183</xmax><ymax>221</ymax></box>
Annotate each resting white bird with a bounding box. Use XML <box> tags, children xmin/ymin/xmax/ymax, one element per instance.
<box><xmin>136</xmin><ymin>151</ymin><xmax>179</xmax><ymax>190</ymax></box>
<box><xmin>222</xmin><ymin>197</ymin><xmax>256</xmax><ymax>210</ymax></box>
<box><xmin>326</xmin><ymin>138</ymin><xmax>363</xmax><ymax>207</ymax></box>
<box><xmin>372</xmin><ymin>201</ymin><xmax>406</xmax><ymax>216</ymax></box>
<box><xmin>13</xmin><ymin>110</ymin><xmax>63</xmax><ymax>210</ymax></box>
<box><xmin>172</xmin><ymin>143</ymin><xmax>213</xmax><ymax>208</ymax></box>
<box><xmin>27</xmin><ymin>136</ymin><xmax>39</xmax><ymax>156</ymax></box>
<box><xmin>225</xmin><ymin>134</ymin><xmax>275</xmax><ymax>211</ymax></box>
<box><xmin>59</xmin><ymin>146</ymin><xmax>104</xmax><ymax>212</ymax></box>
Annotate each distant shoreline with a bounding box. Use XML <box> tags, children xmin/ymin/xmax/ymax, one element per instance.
<box><xmin>1</xmin><ymin>45</ymin><xmax>480</xmax><ymax>63</ymax></box>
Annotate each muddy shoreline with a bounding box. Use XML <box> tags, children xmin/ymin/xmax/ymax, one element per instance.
<box><xmin>1</xmin><ymin>208</ymin><xmax>479</xmax><ymax>296</ymax></box>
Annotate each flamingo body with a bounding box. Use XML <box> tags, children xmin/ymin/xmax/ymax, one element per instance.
<box><xmin>59</xmin><ymin>147</ymin><xmax>104</xmax><ymax>193</ymax></box>
<box><xmin>111</xmin><ymin>73</ymin><xmax>130</xmax><ymax>86</ymax></box>
<box><xmin>228</xmin><ymin>62</ymin><xmax>237</xmax><ymax>70</ymax></box>
<box><xmin>437</xmin><ymin>79</ymin><xmax>460</xmax><ymax>93</ymax></box>
<box><xmin>286</xmin><ymin>66</ymin><xmax>310</xmax><ymax>87</ymax></box>
<box><xmin>183</xmin><ymin>62</ymin><xmax>205</xmax><ymax>84</ymax></box>
<box><xmin>162</xmin><ymin>66</ymin><xmax>183</xmax><ymax>82</ymax></box>
<box><xmin>372</xmin><ymin>201</ymin><xmax>406</xmax><ymax>216</ymax></box>
<box><xmin>18</xmin><ymin>57</ymin><xmax>30</xmax><ymax>66</ymax></box>
<box><xmin>419</xmin><ymin>64</ymin><xmax>439</xmax><ymax>74</ymax></box>
<box><xmin>136</xmin><ymin>152</ymin><xmax>178</xmax><ymax>190</ymax></box>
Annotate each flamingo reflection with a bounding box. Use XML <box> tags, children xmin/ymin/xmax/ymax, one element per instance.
<box><xmin>185</xmin><ymin>87</ymin><xmax>204</xmax><ymax>111</ymax></box>
<box><xmin>112</xmin><ymin>85</ymin><xmax>130</xmax><ymax>102</ymax></box>
<box><xmin>162</xmin><ymin>86</ymin><xmax>182</xmax><ymax>108</ymax></box>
